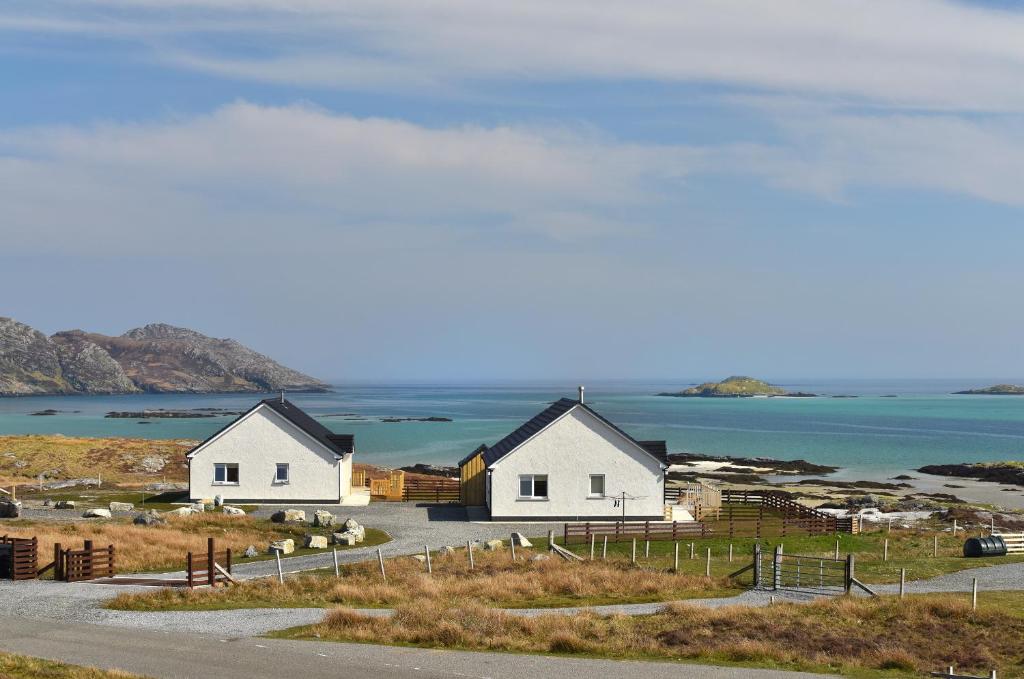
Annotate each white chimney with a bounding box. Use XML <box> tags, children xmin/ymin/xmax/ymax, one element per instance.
<box><xmin>578</xmin><ymin>385</ymin><xmax>585</xmax><ymax>403</ymax></box>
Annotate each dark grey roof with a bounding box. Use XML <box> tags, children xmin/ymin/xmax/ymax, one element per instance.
<box><xmin>473</xmin><ymin>397</ymin><xmax>667</xmax><ymax>468</ymax></box>
<box><xmin>188</xmin><ymin>397</ymin><xmax>353</xmax><ymax>458</ymax></box>
<box><xmin>457</xmin><ymin>444</ymin><xmax>488</xmax><ymax>467</ymax></box>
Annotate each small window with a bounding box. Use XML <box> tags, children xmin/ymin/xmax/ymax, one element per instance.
<box><xmin>589</xmin><ymin>474</ymin><xmax>605</xmax><ymax>497</ymax></box>
<box><xmin>275</xmin><ymin>463</ymin><xmax>289</xmax><ymax>483</ymax></box>
<box><xmin>214</xmin><ymin>463</ymin><xmax>239</xmax><ymax>485</ymax></box>
<box><xmin>518</xmin><ymin>474</ymin><xmax>548</xmax><ymax>499</ymax></box>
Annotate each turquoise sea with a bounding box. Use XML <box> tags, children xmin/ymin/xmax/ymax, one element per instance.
<box><xmin>0</xmin><ymin>380</ymin><xmax>1022</xmax><ymax>478</ymax></box>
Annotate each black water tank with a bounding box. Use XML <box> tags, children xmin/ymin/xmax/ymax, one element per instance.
<box><xmin>963</xmin><ymin>536</ymin><xmax>1007</xmax><ymax>558</ymax></box>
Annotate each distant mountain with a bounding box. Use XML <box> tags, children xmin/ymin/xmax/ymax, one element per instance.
<box><xmin>659</xmin><ymin>376</ymin><xmax>797</xmax><ymax>398</ymax></box>
<box><xmin>0</xmin><ymin>318</ymin><xmax>328</xmax><ymax>396</ymax></box>
<box><xmin>954</xmin><ymin>384</ymin><xmax>1024</xmax><ymax>395</ymax></box>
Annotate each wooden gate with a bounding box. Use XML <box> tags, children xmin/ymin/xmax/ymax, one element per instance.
<box><xmin>53</xmin><ymin>540</ymin><xmax>116</xmax><ymax>582</ymax></box>
<box><xmin>0</xmin><ymin>536</ymin><xmax>38</xmax><ymax>581</ymax></box>
<box><xmin>186</xmin><ymin>537</ymin><xmax>233</xmax><ymax>588</ymax></box>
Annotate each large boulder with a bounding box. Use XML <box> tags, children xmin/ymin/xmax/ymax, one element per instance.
<box><xmin>213</xmin><ymin>494</ymin><xmax>224</xmax><ymax>507</ymax></box>
<box><xmin>83</xmin><ymin>508</ymin><xmax>112</xmax><ymax>519</ymax></box>
<box><xmin>312</xmin><ymin>510</ymin><xmax>336</xmax><ymax>528</ymax></box>
<box><xmin>164</xmin><ymin>507</ymin><xmax>195</xmax><ymax>517</ymax></box>
<box><xmin>0</xmin><ymin>500</ymin><xmax>21</xmax><ymax>518</ymax></box>
<box><xmin>271</xmin><ymin>509</ymin><xmax>306</xmax><ymax>523</ymax></box>
<box><xmin>54</xmin><ymin>500</ymin><xmax>76</xmax><ymax>510</ymax></box>
<box><xmin>133</xmin><ymin>510</ymin><xmax>166</xmax><ymax>526</ymax></box>
<box><xmin>439</xmin><ymin>545</ymin><xmax>456</xmax><ymax>556</ymax></box>
<box><xmin>510</xmin><ymin>533</ymin><xmax>532</xmax><ymax>548</ymax></box>
<box><xmin>190</xmin><ymin>502</ymin><xmax>206</xmax><ymax>513</ymax></box>
<box><xmin>305</xmin><ymin>535</ymin><xmax>329</xmax><ymax>549</ymax></box>
<box><xmin>484</xmin><ymin>539</ymin><xmax>504</xmax><ymax>551</ymax></box>
<box><xmin>109</xmin><ymin>502</ymin><xmax>135</xmax><ymax>512</ymax></box>
<box><xmin>222</xmin><ymin>506</ymin><xmax>246</xmax><ymax>516</ymax></box>
<box><xmin>269</xmin><ymin>539</ymin><xmax>295</xmax><ymax>555</ymax></box>
<box><xmin>342</xmin><ymin>518</ymin><xmax>361</xmax><ymax>531</ymax></box>
<box><xmin>243</xmin><ymin>545</ymin><xmax>259</xmax><ymax>558</ymax></box>
<box><xmin>332</xmin><ymin>532</ymin><xmax>357</xmax><ymax>546</ymax></box>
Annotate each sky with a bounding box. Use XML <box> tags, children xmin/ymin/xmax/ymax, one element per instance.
<box><xmin>2</xmin><ymin>0</ymin><xmax>1024</xmax><ymax>382</ymax></box>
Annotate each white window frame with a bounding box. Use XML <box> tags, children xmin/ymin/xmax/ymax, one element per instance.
<box><xmin>518</xmin><ymin>474</ymin><xmax>548</xmax><ymax>500</ymax></box>
<box><xmin>213</xmin><ymin>463</ymin><xmax>239</xmax><ymax>485</ymax></box>
<box><xmin>588</xmin><ymin>474</ymin><xmax>606</xmax><ymax>498</ymax></box>
<box><xmin>275</xmin><ymin>463</ymin><xmax>290</xmax><ymax>484</ymax></box>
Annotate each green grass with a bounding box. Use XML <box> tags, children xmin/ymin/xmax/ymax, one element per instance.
<box><xmin>0</xmin><ymin>652</ymin><xmax>149</xmax><ymax>679</ymax></box>
<box><xmin>16</xmin><ymin>488</ymin><xmax>258</xmax><ymax>513</ymax></box>
<box><xmin>231</xmin><ymin>527</ymin><xmax>391</xmax><ymax>567</ymax></box>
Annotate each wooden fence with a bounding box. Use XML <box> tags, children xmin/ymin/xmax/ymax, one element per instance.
<box><xmin>52</xmin><ymin>540</ymin><xmax>116</xmax><ymax>582</ymax></box>
<box><xmin>403</xmin><ymin>478</ymin><xmax>460</xmax><ymax>503</ymax></box>
<box><xmin>0</xmin><ymin>535</ymin><xmax>37</xmax><ymax>581</ymax></box>
<box><xmin>564</xmin><ymin>520</ymin><xmax>708</xmax><ymax>545</ymax></box>
<box><xmin>186</xmin><ymin>537</ymin><xmax>233</xmax><ymax>588</ymax></box>
<box><xmin>993</xmin><ymin>530</ymin><xmax>1024</xmax><ymax>554</ymax></box>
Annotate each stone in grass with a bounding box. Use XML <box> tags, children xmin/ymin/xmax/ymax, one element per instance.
<box><xmin>54</xmin><ymin>500</ymin><xmax>76</xmax><ymax>510</ymax></box>
<box><xmin>109</xmin><ymin>502</ymin><xmax>135</xmax><ymax>512</ymax></box>
<box><xmin>332</xmin><ymin>532</ymin><xmax>357</xmax><ymax>546</ymax></box>
<box><xmin>439</xmin><ymin>545</ymin><xmax>456</xmax><ymax>556</ymax></box>
<box><xmin>190</xmin><ymin>502</ymin><xmax>206</xmax><ymax>513</ymax></box>
<box><xmin>530</xmin><ymin>554</ymin><xmax>549</xmax><ymax>562</ymax></box>
<box><xmin>82</xmin><ymin>508</ymin><xmax>112</xmax><ymax>519</ymax></box>
<box><xmin>243</xmin><ymin>545</ymin><xmax>259</xmax><ymax>558</ymax></box>
<box><xmin>213</xmin><ymin>494</ymin><xmax>223</xmax><ymax>507</ymax></box>
<box><xmin>133</xmin><ymin>510</ymin><xmax>166</xmax><ymax>526</ymax></box>
<box><xmin>222</xmin><ymin>506</ymin><xmax>246</xmax><ymax>516</ymax></box>
<box><xmin>269</xmin><ymin>538</ymin><xmax>295</xmax><ymax>555</ymax></box>
<box><xmin>312</xmin><ymin>510</ymin><xmax>336</xmax><ymax>528</ymax></box>
<box><xmin>410</xmin><ymin>554</ymin><xmax>427</xmax><ymax>563</ymax></box>
<box><xmin>342</xmin><ymin>518</ymin><xmax>361</xmax><ymax>532</ymax></box>
<box><xmin>484</xmin><ymin>539</ymin><xmax>504</xmax><ymax>551</ymax></box>
<box><xmin>510</xmin><ymin>533</ymin><xmax>532</xmax><ymax>548</ymax></box>
<box><xmin>271</xmin><ymin>509</ymin><xmax>306</xmax><ymax>523</ymax></box>
<box><xmin>305</xmin><ymin>535</ymin><xmax>329</xmax><ymax>549</ymax></box>
<box><xmin>164</xmin><ymin>507</ymin><xmax>195</xmax><ymax>517</ymax></box>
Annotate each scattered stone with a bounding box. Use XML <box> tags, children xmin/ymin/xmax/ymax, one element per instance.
<box><xmin>410</xmin><ymin>554</ymin><xmax>426</xmax><ymax>563</ymax></box>
<box><xmin>484</xmin><ymin>539</ymin><xmax>504</xmax><ymax>551</ymax></box>
<box><xmin>190</xmin><ymin>502</ymin><xmax>206</xmax><ymax>513</ymax></box>
<box><xmin>133</xmin><ymin>510</ymin><xmax>166</xmax><ymax>526</ymax></box>
<box><xmin>164</xmin><ymin>507</ymin><xmax>195</xmax><ymax>517</ymax></box>
<box><xmin>439</xmin><ymin>545</ymin><xmax>456</xmax><ymax>556</ymax></box>
<box><xmin>82</xmin><ymin>508</ymin><xmax>112</xmax><ymax>519</ymax></box>
<box><xmin>530</xmin><ymin>554</ymin><xmax>549</xmax><ymax>562</ymax></box>
<box><xmin>271</xmin><ymin>509</ymin><xmax>306</xmax><ymax>523</ymax></box>
<box><xmin>243</xmin><ymin>545</ymin><xmax>259</xmax><ymax>558</ymax></box>
<box><xmin>269</xmin><ymin>539</ymin><xmax>295</xmax><ymax>555</ymax></box>
<box><xmin>510</xmin><ymin>533</ymin><xmax>532</xmax><ymax>547</ymax></box>
<box><xmin>0</xmin><ymin>500</ymin><xmax>21</xmax><ymax>518</ymax></box>
<box><xmin>42</xmin><ymin>499</ymin><xmax>52</xmax><ymax>507</ymax></box>
<box><xmin>213</xmin><ymin>494</ymin><xmax>224</xmax><ymax>507</ymax></box>
<box><xmin>54</xmin><ymin>500</ymin><xmax>76</xmax><ymax>510</ymax></box>
<box><xmin>312</xmin><ymin>510</ymin><xmax>336</xmax><ymax>528</ymax></box>
<box><xmin>222</xmin><ymin>506</ymin><xmax>246</xmax><ymax>516</ymax></box>
<box><xmin>305</xmin><ymin>535</ymin><xmax>329</xmax><ymax>549</ymax></box>
<box><xmin>332</xmin><ymin>532</ymin><xmax>357</xmax><ymax>546</ymax></box>
<box><xmin>109</xmin><ymin>502</ymin><xmax>135</xmax><ymax>512</ymax></box>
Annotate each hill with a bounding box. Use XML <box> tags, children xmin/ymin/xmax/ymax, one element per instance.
<box><xmin>953</xmin><ymin>384</ymin><xmax>1024</xmax><ymax>395</ymax></box>
<box><xmin>659</xmin><ymin>376</ymin><xmax>794</xmax><ymax>398</ymax></box>
<box><xmin>0</xmin><ymin>318</ymin><xmax>328</xmax><ymax>395</ymax></box>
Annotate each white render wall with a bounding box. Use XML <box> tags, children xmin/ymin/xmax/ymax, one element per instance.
<box><xmin>488</xmin><ymin>407</ymin><xmax>664</xmax><ymax>520</ymax></box>
<box><xmin>188</xmin><ymin>406</ymin><xmax>347</xmax><ymax>502</ymax></box>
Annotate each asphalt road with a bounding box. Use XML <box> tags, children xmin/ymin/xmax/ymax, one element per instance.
<box><xmin>0</xmin><ymin>616</ymin><xmax>833</xmax><ymax>679</ymax></box>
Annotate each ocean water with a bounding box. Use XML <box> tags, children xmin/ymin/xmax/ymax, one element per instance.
<box><xmin>0</xmin><ymin>379</ymin><xmax>1022</xmax><ymax>477</ymax></box>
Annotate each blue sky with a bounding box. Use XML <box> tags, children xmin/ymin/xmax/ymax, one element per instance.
<box><xmin>2</xmin><ymin>0</ymin><xmax>1024</xmax><ymax>381</ymax></box>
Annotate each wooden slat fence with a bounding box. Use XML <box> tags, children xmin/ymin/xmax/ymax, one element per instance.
<box><xmin>993</xmin><ymin>530</ymin><xmax>1024</xmax><ymax>554</ymax></box>
<box><xmin>0</xmin><ymin>535</ymin><xmax>38</xmax><ymax>581</ymax></box>
<box><xmin>53</xmin><ymin>540</ymin><xmax>115</xmax><ymax>582</ymax></box>
<box><xmin>403</xmin><ymin>478</ymin><xmax>460</xmax><ymax>503</ymax></box>
<box><xmin>564</xmin><ymin>520</ymin><xmax>707</xmax><ymax>545</ymax></box>
<box><xmin>186</xmin><ymin>537</ymin><xmax>233</xmax><ymax>588</ymax></box>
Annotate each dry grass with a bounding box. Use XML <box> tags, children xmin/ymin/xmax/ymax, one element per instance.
<box><xmin>0</xmin><ymin>435</ymin><xmax>192</xmax><ymax>486</ymax></box>
<box><xmin>108</xmin><ymin>546</ymin><xmax>739</xmax><ymax>611</ymax></box>
<box><xmin>0</xmin><ymin>652</ymin><xmax>149</xmax><ymax>679</ymax></box>
<box><xmin>0</xmin><ymin>514</ymin><xmax>363</xmax><ymax>574</ymax></box>
<box><xmin>283</xmin><ymin>595</ymin><xmax>1024</xmax><ymax>677</ymax></box>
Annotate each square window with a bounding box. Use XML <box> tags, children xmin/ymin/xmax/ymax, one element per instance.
<box><xmin>214</xmin><ymin>463</ymin><xmax>239</xmax><ymax>484</ymax></box>
<box><xmin>518</xmin><ymin>474</ymin><xmax>548</xmax><ymax>499</ymax></box>
<box><xmin>533</xmin><ymin>475</ymin><xmax>548</xmax><ymax>497</ymax></box>
<box><xmin>275</xmin><ymin>463</ymin><xmax>289</xmax><ymax>483</ymax></box>
<box><xmin>589</xmin><ymin>474</ymin><xmax>605</xmax><ymax>497</ymax></box>
<box><xmin>519</xmin><ymin>475</ymin><xmax>532</xmax><ymax>497</ymax></box>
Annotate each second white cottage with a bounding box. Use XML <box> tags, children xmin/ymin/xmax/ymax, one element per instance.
<box><xmin>459</xmin><ymin>387</ymin><xmax>667</xmax><ymax>520</ymax></box>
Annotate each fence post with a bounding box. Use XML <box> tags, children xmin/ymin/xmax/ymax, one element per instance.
<box><xmin>590</xmin><ymin>534</ymin><xmax>595</xmax><ymax>561</ymax></box>
<box><xmin>208</xmin><ymin>537</ymin><xmax>215</xmax><ymax>587</ymax></box>
<box><xmin>226</xmin><ymin>548</ymin><xmax>232</xmax><ymax>575</ymax></box>
<box><xmin>275</xmin><ymin>549</ymin><xmax>284</xmax><ymax>584</ymax></box>
<box><xmin>645</xmin><ymin>540</ymin><xmax>650</xmax><ymax>559</ymax></box>
<box><xmin>773</xmin><ymin>545</ymin><xmax>781</xmax><ymax>590</ymax></box>
<box><xmin>972</xmin><ymin>578</ymin><xmax>978</xmax><ymax>611</ymax></box>
<box><xmin>186</xmin><ymin>552</ymin><xmax>193</xmax><ymax>588</ymax></box>
<box><xmin>631</xmin><ymin>538</ymin><xmax>636</xmax><ymax>565</ymax></box>
<box><xmin>424</xmin><ymin>545</ymin><xmax>432</xmax><ymax>573</ymax></box>
<box><xmin>674</xmin><ymin>542</ymin><xmax>680</xmax><ymax>572</ymax></box>
<box><xmin>83</xmin><ymin>540</ymin><xmax>93</xmax><ymax>580</ymax></box>
<box><xmin>883</xmin><ymin>538</ymin><xmax>888</xmax><ymax>562</ymax></box>
<box><xmin>467</xmin><ymin>540</ymin><xmax>474</xmax><ymax>570</ymax></box>
<box><xmin>934</xmin><ymin>535</ymin><xmax>938</xmax><ymax>558</ymax></box>
<box><xmin>753</xmin><ymin>543</ymin><xmax>762</xmax><ymax>588</ymax></box>
<box><xmin>510</xmin><ymin>538</ymin><xmax>516</xmax><ymax>562</ymax></box>
<box><xmin>53</xmin><ymin>543</ymin><xmax>62</xmax><ymax>582</ymax></box>
<box><xmin>548</xmin><ymin>530</ymin><xmax>554</xmax><ymax>550</ymax></box>
<box><xmin>729</xmin><ymin>543</ymin><xmax>733</xmax><ymax>563</ymax></box>
<box><xmin>689</xmin><ymin>542</ymin><xmax>694</xmax><ymax>560</ymax></box>
<box><xmin>845</xmin><ymin>553</ymin><xmax>854</xmax><ymax>594</ymax></box>
<box><xmin>332</xmin><ymin>548</ymin><xmax>340</xmax><ymax>578</ymax></box>
<box><xmin>377</xmin><ymin>547</ymin><xmax>387</xmax><ymax>582</ymax></box>
<box><xmin>705</xmin><ymin>547</ymin><xmax>711</xmax><ymax>577</ymax></box>
<box><xmin>107</xmin><ymin>545</ymin><xmax>115</xmax><ymax>577</ymax></box>
<box><xmin>602</xmin><ymin>535</ymin><xmax>608</xmax><ymax>560</ymax></box>
<box><xmin>899</xmin><ymin>568</ymin><xmax>905</xmax><ymax>599</ymax></box>
<box><xmin>835</xmin><ymin>539</ymin><xmax>840</xmax><ymax>561</ymax></box>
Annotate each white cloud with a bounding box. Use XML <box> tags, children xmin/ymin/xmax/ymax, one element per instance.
<box><xmin>7</xmin><ymin>1</ymin><xmax>1024</xmax><ymax>110</ymax></box>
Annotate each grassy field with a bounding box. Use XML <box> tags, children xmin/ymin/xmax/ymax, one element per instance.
<box><xmin>556</xmin><ymin>526</ymin><xmax>1024</xmax><ymax>584</ymax></box>
<box><xmin>0</xmin><ymin>653</ymin><xmax>148</xmax><ymax>679</ymax></box>
<box><xmin>107</xmin><ymin>545</ymin><xmax>742</xmax><ymax>611</ymax></box>
<box><xmin>0</xmin><ymin>515</ymin><xmax>389</xmax><ymax>574</ymax></box>
<box><xmin>0</xmin><ymin>435</ymin><xmax>191</xmax><ymax>487</ymax></box>
<box><xmin>273</xmin><ymin>594</ymin><xmax>1024</xmax><ymax>678</ymax></box>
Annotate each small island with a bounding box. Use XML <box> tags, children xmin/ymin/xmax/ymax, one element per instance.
<box><xmin>659</xmin><ymin>376</ymin><xmax>815</xmax><ymax>398</ymax></box>
<box><xmin>954</xmin><ymin>384</ymin><xmax>1024</xmax><ymax>395</ymax></box>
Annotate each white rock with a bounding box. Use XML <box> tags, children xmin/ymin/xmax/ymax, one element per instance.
<box><xmin>269</xmin><ymin>538</ymin><xmax>295</xmax><ymax>555</ymax></box>
<box><xmin>243</xmin><ymin>545</ymin><xmax>259</xmax><ymax>558</ymax></box>
<box><xmin>222</xmin><ymin>506</ymin><xmax>246</xmax><ymax>516</ymax></box>
<box><xmin>271</xmin><ymin>509</ymin><xmax>306</xmax><ymax>523</ymax></box>
<box><xmin>305</xmin><ymin>535</ymin><xmax>329</xmax><ymax>549</ymax></box>
<box><xmin>313</xmin><ymin>510</ymin><xmax>336</xmax><ymax>528</ymax></box>
<box><xmin>410</xmin><ymin>554</ymin><xmax>427</xmax><ymax>563</ymax></box>
<box><xmin>439</xmin><ymin>545</ymin><xmax>456</xmax><ymax>556</ymax></box>
<box><xmin>510</xmin><ymin>533</ymin><xmax>532</xmax><ymax>548</ymax></box>
<box><xmin>484</xmin><ymin>539</ymin><xmax>504</xmax><ymax>551</ymax></box>
<box><xmin>82</xmin><ymin>508</ymin><xmax>112</xmax><ymax>519</ymax></box>
<box><xmin>190</xmin><ymin>502</ymin><xmax>206</xmax><ymax>513</ymax></box>
<box><xmin>164</xmin><ymin>507</ymin><xmax>195</xmax><ymax>517</ymax></box>
<box><xmin>332</xmin><ymin>532</ymin><xmax>357</xmax><ymax>546</ymax></box>
<box><xmin>54</xmin><ymin>500</ymin><xmax>76</xmax><ymax>509</ymax></box>
<box><xmin>213</xmin><ymin>494</ymin><xmax>224</xmax><ymax>507</ymax></box>
<box><xmin>109</xmin><ymin>502</ymin><xmax>135</xmax><ymax>512</ymax></box>
<box><xmin>343</xmin><ymin>518</ymin><xmax>361</xmax><ymax>531</ymax></box>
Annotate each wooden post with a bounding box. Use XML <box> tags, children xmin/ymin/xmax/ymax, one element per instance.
<box><xmin>590</xmin><ymin>534</ymin><xmax>595</xmax><ymax>561</ymax></box>
<box><xmin>689</xmin><ymin>542</ymin><xmax>695</xmax><ymax>560</ymax></box>
<box><xmin>332</xmin><ymin>549</ymin><xmax>340</xmax><ymax>578</ymax></box>
<box><xmin>796</xmin><ymin>558</ymin><xmax>801</xmax><ymax>587</ymax></box>
<box><xmin>631</xmin><ymin>538</ymin><xmax>636</xmax><ymax>565</ymax></box>
<box><xmin>548</xmin><ymin>530</ymin><xmax>554</xmax><ymax>551</ymax></box>
<box><xmin>845</xmin><ymin>553</ymin><xmax>854</xmax><ymax>594</ymax></box>
<box><xmin>602</xmin><ymin>535</ymin><xmax>607</xmax><ymax>560</ymax></box>
<box><xmin>378</xmin><ymin>548</ymin><xmax>387</xmax><ymax>581</ymax></box>
<box><xmin>83</xmin><ymin>540</ymin><xmax>93</xmax><ymax>580</ymax></box>
<box><xmin>773</xmin><ymin>545</ymin><xmax>781</xmax><ymax>590</ymax></box>
<box><xmin>753</xmin><ymin>543</ymin><xmax>762</xmax><ymax>588</ymax></box>
<box><xmin>645</xmin><ymin>539</ymin><xmax>650</xmax><ymax>559</ymax></box>
<box><xmin>673</xmin><ymin>542</ymin><xmax>679</xmax><ymax>572</ymax></box>
<box><xmin>207</xmin><ymin>537</ymin><xmax>215</xmax><ymax>587</ymax></box>
<box><xmin>953</xmin><ymin>519</ymin><xmax>958</xmax><ymax>535</ymax></box>
<box><xmin>728</xmin><ymin>543</ymin><xmax>733</xmax><ymax>563</ymax></box>
<box><xmin>274</xmin><ymin>549</ymin><xmax>284</xmax><ymax>584</ymax></box>
<box><xmin>705</xmin><ymin>547</ymin><xmax>711</xmax><ymax>577</ymax></box>
<box><xmin>972</xmin><ymin>578</ymin><xmax>978</xmax><ymax>611</ymax></box>
<box><xmin>883</xmin><ymin>538</ymin><xmax>888</xmax><ymax>562</ymax></box>
<box><xmin>835</xmin><ymin>539</ymin><xmax>840</xmax><ymax>560</ymax></box>
<box><xmin>467</xmin><ymin>540</ymin><xmax>474</xmax><ymax>570</ymax></box>
<box><xmin>226</xmin><ymin>548</ymin><xmax>232</xmax><ymax>574</ymax></box>
<box><xmin>934</xmin><ymin>535</ymin><xmax>938</xmax><ymax>558</ymax></box>
<box><xmin>53</xmin><ymin>543</ymin><xmax>62</xmax><ymax>582</ymax></box>
<box><xmin>510</xmin><ymin>539</ymin><xmax>516</xmax><ymax>562</ymax></box>
<box><xmin>186</xmin><ymin>552</ymin><xmax>193</xmax><ymax>588</ymax></box>
<box><xmin>424</xmin><ymin>545</ymin><xmax>432</xmax><ymax>573</ymax></box>
<box><xmin>887</xmin><ymin>517</ymin><xmax>892</xmax><ymax>533</ymax></box>
<box><xmin>899</xmin><ymin>568</ymin><xmax>905</xmax><ymax>599</ymax></box>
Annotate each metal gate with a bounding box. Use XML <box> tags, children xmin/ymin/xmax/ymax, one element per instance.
<box><xmin>754</xmin><ymin>544</ymin><xmax>851</xmax><ymax>596</ymax></box>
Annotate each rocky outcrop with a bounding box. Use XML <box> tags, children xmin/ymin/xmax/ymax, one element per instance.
<box><xmin>659</xmin><ymin>376</ymin><xmax>794</xmax><ymax>398</ymax></box>
<box><xmin>0</xmin><ymin>317</ymin><xmax>327</xmax><ymax>395</ymax></box>
<box><xmin>954</xmin><ymin>384</ymin><xmax>1024</xmax><ymax>395</ymax></box>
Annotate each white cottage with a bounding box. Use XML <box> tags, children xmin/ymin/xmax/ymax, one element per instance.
<box><xmin>459</xmin><ymin>389</ymin><xmax>667</xmax><ymax>520</ymax></box>
<box><xmin>187</xmin><ymin>397</ymin><xmax>354</xmax><ymax>504</ymax></box>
